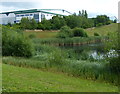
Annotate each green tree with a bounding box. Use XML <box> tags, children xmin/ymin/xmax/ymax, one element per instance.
<box><xmin>78</xmin><ymin>11</ymin><xmax>82</xmax><ymax>16</ymax></box>
<box><xmin>40</xmin><ymin>19</ymin><xmax>52</xmax><ymax>30</ymax></box>
<box><xmin>64</xmin><ymin>15</ymin><xmax>82</xmax><ymax>29</ymax></box>
<box><xmin>20</xmin><ymin>17</ymin><xmax>30</xmax><ymax>29</ymax></box>
<box><xmin>51</xmin><ymin>15</ymin><xmax>66</xmax><ymax>30</ymax></box>
<box><xmin>20</xmin><ymin>18</ymin><xmax>37</xmax><ymax>30</ymax></box>
<box><xmin>113</xmin><ymin>19</ymin><xmax>117</xmax><ymax>23</ymax></box>
<box><xmin>82</xmin><ymin>10</ymin><xmax>85</xmax><ymax>17</ymax></box>
<box><xmin>95</xmin><ymin>15</ymin><xmax>111</xmax><ymax>26</ymax></box>
<box><xmin>84</xmin><ymin>10</ymin><xmax>88</xmax><ymax>18</ymax></box>
<box><xmin>30</xmin><ymin>18</ymin><xmax>38</xmax><ymax>30</ymax></box>
<box><xmin>81</xmin><ymin>17</ymin><xmax>94</xmax><ymax>29</ymax></box>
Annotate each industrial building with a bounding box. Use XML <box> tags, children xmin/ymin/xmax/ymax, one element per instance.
<box><xmin>0</xmin><ymin>9</ymin><xmax>72</xmax><ymax>25</ymax></box>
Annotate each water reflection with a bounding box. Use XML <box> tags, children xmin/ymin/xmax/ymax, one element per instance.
<box><xmin>59</xmin><ymin>43</ymin><xmax>119</xmax><ymax>61</ymax></box>
<box><xmin>59</xmin><ymin>43</ymin><xmax>106</xmax><ymax>60</ymax></box>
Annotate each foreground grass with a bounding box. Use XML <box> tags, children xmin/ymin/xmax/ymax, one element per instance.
<box><xmin>2</xmin><ymin>53</ymin><xmax>119</xmax><ymax>86</ymax></box>
<box><xmin>0</xmin><ymin>61</ymin><xmax>2</xmax><ymax>92</ymax></box>
<box><xmin>2</xmin><ymin>64</ymin><xmax>118</xmax><ymax>92</ymax></box>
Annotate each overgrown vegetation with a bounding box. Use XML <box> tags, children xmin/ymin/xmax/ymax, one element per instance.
<box><xmin>2</xmin><ymin>26</ymin><xmax>34</xmax><ymax>57</ymax></box>
<box><xmin>32</xmin><ymin>36</ymin><xmax>103</xmax><ymax>46</ymax></box>
<box><xmin>2</xmin><ymin>23</ymin><xmax>119</xmax><ymax>85</ymax></box>
<box><xmin>2</xmin><ymin>10</ymin><xmax>119</xmax><ymax>92</ymax></box>
<box><xmin>2</xmin><ymin>29</ymin><xmax>120</xmax><ymax>85</ymax></box>
<box><xmin>2</xmin><ymin>50</ymin><xmax>119</xmax><ymax>85</ymax></box>
<box><xmin>104</xmin><ymin>31</ymin><xmax>120</xmax><ymax>86</ymax></box>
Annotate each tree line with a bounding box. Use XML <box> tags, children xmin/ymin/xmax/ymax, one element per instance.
<box><xmin>8</xmin><ymin>10</ymin><xmax>115</xmax><ymax>30</ymax></box>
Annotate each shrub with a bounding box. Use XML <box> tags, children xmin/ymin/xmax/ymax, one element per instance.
<box><xmin>57</xmin><ymin>26</ymin><xmax>73</xmax><ymax>38</ymax></box>
<box><xmin>73</xmin><ymin>28</ymin><xmax>88</xmax><ymax>37</ymax></box>
<box><xmin>2</xmin><ymin>27</ymin><xmax>34</xmax><ymax>57</ymax></box>
<box><xmin>94</xmin><ymin>32</ymin><xmax>100</xmax><ymax>36</ymax></box>
<box><xmin>96</xmin><ymin>23</ymin><xmax>103</xmax><ymax>27</ymax></box>
<box><xmin>29</xmin><ymin>34</ymin><xmax>36</xmax><ymax>39</ymax></box>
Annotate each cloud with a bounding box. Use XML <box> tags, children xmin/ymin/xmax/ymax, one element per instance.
<box><xmin>0</xmin><ymin>0</ymin><xmax>119</xmax><ymax>18</ymax></box>
<box><xmin>1</xmin><ymin>2</ymin><xmax>35</xmax><ymax>8</ymax></box>
<box><xmin>0</xmin><ymin>2</ymin><xmax>42</xmax><ymax>12</ymax></box>
<box><xmin>36</xmin><ymin>0</ymin><xmax>119</xmax><ymax>17</ymax></box>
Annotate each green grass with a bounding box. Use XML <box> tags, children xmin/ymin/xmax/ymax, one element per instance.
<box><xmin>85</xmin><ymin>23</ymin><xmax>118</xmax><ymax>36</ymax></box>
<box><xmin>2</xmin><ymin>56</ymin><xmax>119</xmax><ymax>85</ymax></box>
<box><xmin>0</xmin><ymin>62</ymin><xmax>2</xmax><ymax>92</ymax></box>
<box><xmin>2</xmin><ymin>64</ymin><xmax>118</xmax><ymax>92</ymax></box>
<box><xmin>24</xmin><ymin>30</ymin><xmax>58</xmax><ymax>38</ymax></box>
<box><xmin>2</xmin><ymin>23</ymin><xmax>119</xmax><ymax>92</ymax></box>
<box><xmin>24</xmin><ymin>23</ymin><xmax>118</xmax><ymax>38</ymax></box>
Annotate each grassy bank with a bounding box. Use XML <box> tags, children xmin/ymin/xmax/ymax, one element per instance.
<box><xmin>2</xmin><ymin>64</ymin><xmax>118</xmax><ymax>92</ymax></box>
<box><xmin>2</xmin><ymin>56</ymin><xmax>119</xmax><ymax>85</ymax></box>
<box><xmin>85</xmin><ymin>23</ymin><xmax>118</xmax><ymax>36</ymax></box>
<box><xmin>24</xmin><ymin>23</ymin><xmax>118</xmax><ymax>38</ymax></box>
<box><xmin>23</xmin><ymin>24</ymin><xmax>118</xmax><ymax>46</ymax></box>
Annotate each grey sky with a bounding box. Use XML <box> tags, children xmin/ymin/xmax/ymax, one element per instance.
<box><xmin>0</xmin><ymin>0</ymin><xmax>119</xmax><ymax>19</ymax></box>
<box><xmin>1</xmin><ymin>2</ymin><xmax>37</xmax><ymax>8</ymax></box>
<box><xmin>0</xmin><ymin>2</ymin><xmax>40</xmax><ymax>12</ymax></box>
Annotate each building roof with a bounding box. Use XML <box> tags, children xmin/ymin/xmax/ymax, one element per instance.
<box><xmin>0</xmin><ymin>9</ymin><xmax>72</xmax><ymax>16</ymax></box>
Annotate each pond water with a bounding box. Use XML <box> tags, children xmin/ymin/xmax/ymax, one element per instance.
<box><xmin>59</xmin><ymin>43</ymin><xmax>106</xmax><ymax>60</ymax></box>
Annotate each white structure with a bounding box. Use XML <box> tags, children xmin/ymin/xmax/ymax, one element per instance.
<box><xmin>0</xmin><ymin>9</ymin><xmax>72</xmax><ymax>25</ymax></box>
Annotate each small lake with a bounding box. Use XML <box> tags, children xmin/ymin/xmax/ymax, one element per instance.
<box><xmin>59</xmin><ymin>43</ymin><xmax>106</xmax><ymax>60</ymax></box>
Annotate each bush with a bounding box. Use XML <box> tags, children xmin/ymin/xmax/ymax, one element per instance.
<box><xmin>96</xmin><ymin>23</ymin><xmax>103</xmax><ymax>27</ymax></box>
<box><xmin>2</xmin><ymin>27</ymin><xmax>34</xmax><ymax>57</ymax></box>
<box><xmin>73</xmin><ymin>28</ymin><xmax>88</xmax><ymax>37</ymax></box>
<box><xmin>29</xmin><ymin>34</ymin><xmax>36</xmax><ymax>39</ymax></box>
<box><xmin>94</xmin><ymin>32</ymin><xmax>100</xmax><ymax>36</ymax></box>
<box><xmin>57</xmin><ymin>26</ymin><xmax>73</xmax><ymax>38</ymax></box>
